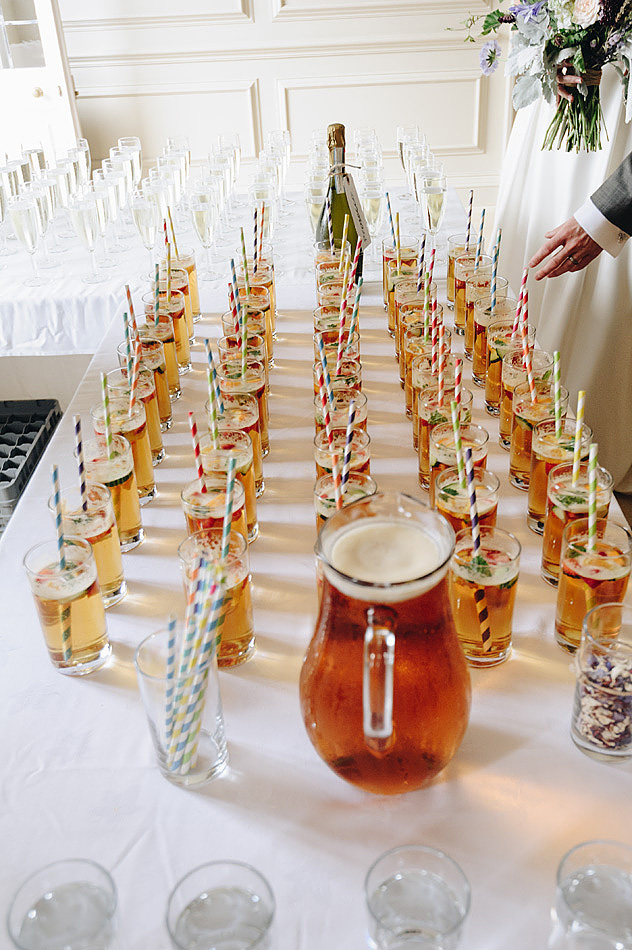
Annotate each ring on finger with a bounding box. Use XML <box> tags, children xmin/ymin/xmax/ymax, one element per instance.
<box><xmin>567</xmin><ymin>253</ymin><xmax>579</xmax><ymax>266</ymax></box>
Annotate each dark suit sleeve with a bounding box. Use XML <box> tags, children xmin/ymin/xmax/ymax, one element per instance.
<box><xmin>591</xmin><ymin>152</ymin><xmax>632</xmax><ymax>236</ymax></box>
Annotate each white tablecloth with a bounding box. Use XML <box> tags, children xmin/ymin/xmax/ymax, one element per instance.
<box><xmin>1</xmin><ymin>190</ymin><xmax>631</xmax><ymax>950</ymax></box>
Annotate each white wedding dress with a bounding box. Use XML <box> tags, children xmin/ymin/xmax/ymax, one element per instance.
<box><xmin>495</xmin><ymin>64</ymin><xmax>632</xmax><ymax>491</ymax></box>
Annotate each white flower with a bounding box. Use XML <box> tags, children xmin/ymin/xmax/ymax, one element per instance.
<box><xmin>573</xmin><ymin>0</ymin><xmax>601</xmax><ymax>27</ymax></box>
<box><xmin>549</xmin><ymin>0</ymin><xmax>575</xmax><ymax>28</ymax></box>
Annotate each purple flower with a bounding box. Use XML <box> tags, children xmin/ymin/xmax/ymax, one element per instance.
<box><xmin>509</xmin><ymin>1</ymin><xmax>547</xmax><ymax>20</ymax></box>
<box><xmin>480</xmin><ymin>39</ymin><xmax>502</xmax><ymax>75</ymax></box>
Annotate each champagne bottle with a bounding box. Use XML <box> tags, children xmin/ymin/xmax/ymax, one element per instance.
<box><xmin>315</xmin><ymin>123</ymin><xmax>365</xmax><ymax>280</ymax></box>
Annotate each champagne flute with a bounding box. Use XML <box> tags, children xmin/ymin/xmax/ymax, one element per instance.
<box><xmin>130</xmin><ymin>190</ymin><xmax>158</xmax><ymax>270</ymax></box>
<box><xmin>191</xmin><ymin>189</ymin><xmax>220</xmax><ymax>281</ymax></box>
<box><xmin>306</xmin><ymin>182</ymin><xmax>327</xmax><ymax>238</ymax></box>
<box><xmin>8</xmin><ymin>193</ymin><xmax>48</xmax><ymax>286</ymax></box>
<box><xmin>360</xmin><ymin>184</ymin><xmax>385</xmax><ymax>270</ymax></box>
<box><xmin>88</xmin><ymin>179</ymin><xmax>115</xmax><ymax>268</ymax></box>
<box><xmin>0</xmin><ymin>178</ymin><xmax>17</xmax><ymax>260</ymax></box>
<box><xmin>118</xmin><ymin>136</ymin><xmax>142</xmax><ymax>186</ymax></box>
<box><xmin>25</xmin><ymin>181</ymin><xmax>55</xmax><ymax>269</ymax></box>
<box><xmin>69</xmin><ymin>191</ymin><xmax>105</xmax><ymax>284</ymax></box>
<box><xmin>419</xmin><ymin>170</ymin><xmax>448</xmax><ymax>258</ymax></box>
<box><xmin>77</xmin><ymin>137</ymin><xmax>92</xmax><ymax>179</ymax></box>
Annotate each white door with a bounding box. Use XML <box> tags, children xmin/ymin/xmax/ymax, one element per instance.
<box><xmin>0</xmin><ymin>0</ymin><xmax>80</xmax><ymax>161</ymax></box>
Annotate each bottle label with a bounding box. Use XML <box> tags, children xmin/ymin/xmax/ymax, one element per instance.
<box><xmin>343</xmin><ymin>175</ymin><xmax>371</xmax><ymax>249</ymax></box>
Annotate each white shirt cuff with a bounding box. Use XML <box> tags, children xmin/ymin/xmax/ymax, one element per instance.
<box><xmin>574</xmin><ymin>199</ymin><xmax>629</xmax><ymax>258</ymax></box>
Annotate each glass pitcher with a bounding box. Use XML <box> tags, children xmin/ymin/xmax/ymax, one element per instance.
<box><xmin>299</xmin><ymin>492</ymin><xmax>471</xmax><ymax>795</ymax></box>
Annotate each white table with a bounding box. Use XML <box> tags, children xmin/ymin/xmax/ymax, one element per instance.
<box><xmin>1</xmin><ymin>191</ymin><xmax>631</xmax><ymax>950</ymax></box>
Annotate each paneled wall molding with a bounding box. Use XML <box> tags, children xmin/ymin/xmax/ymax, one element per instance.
<box><xmin>63</xmin><ymin>2</ymin><xmax>252</xmax><ymax>33</ymax></box>
<box><xmin>271</xmin><ymin>0</ymin><xmax>488</xmax><ymax>19</ymax></box>
<box><xmin>69</xmin><ymin>36</ymin><xmax>483</xmax><ymax>72</ymax></box>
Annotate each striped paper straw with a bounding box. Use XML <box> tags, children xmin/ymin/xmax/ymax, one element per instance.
<box><xmin>316</xmin><ymin>333</ymin><xmax>334</xmax><ymax>411</ymax></box>
<box><xmin>123</xmin><ymin>316</ymin><xmax>132</xmax><ymax>374</ymax></box>
<box><xmin>474</xmin><ymin>208</ymin><xmax>485</xmax><ymax>269</ymax></box>
<box><xmin>345</xmin><ymin>276</ymin><xmax>363</xmax><ymax>354</ymax></box>
<box><xmin>221</xmin><ymin>457</ymin><xmax>237</xmax><ymax>563</ymax></box>
<box><xmin>73</xmin><ymin>414</ymin><xmax>87</xmax><ymax>511</ymax></box>
<box><xmin>228</xmin><ymin>282</ymin><xmax>240</xmax><ymax>337</ymax></box>
<box><xmin>240</xmin><ymin>226</ymin><xmax>250</xmax><ymax>296</ymax></box>
<box><xmin>166</xmin><ymin>242</ymin><xmax>172</xmax><ymax>303</ymax></box>
<box><xmin>164</xmin><ymin>613</ymin><xmax>178</xmax><ymax>744</ymax></box>
<box><xmin>188</xmin><ymin>411</ymin><xmax>207</xmax><ymax>491</ymax></box>
<box><xmin>465</xmin><ymin>189</ymin><xmax>474</xmax><ymax>249</ymax></box>
<box><xmin>339</xmin><ymin>214</ymin><xmax>350</xmax><ymax>271</ymax></box>
<box><xmin>205</xmin><ymin>359</ymin><xmax>219</xmax><ymax>450</ymax></box>
<box><xmin>258</xmin><ymin>203</ymin><xmax>265</xmax><ymax>264</ymax></box>
<box><xmin>336</xmin><ymin>258</ymin><xmax>351</xmax><ymax>374</ymax></box>
<box><xmin>587</xmin><ymin>442</ymin><xmax>598</xmax><ymax>552</ymax></box>
<box><xmin>229</xmin><ymin>258</ymin><xmax>241</xmax><ymax>319</ymax></box>
<box><xmin>348</xmin><ymin>237</ymin><xmax>362</xmax><ymax>289</ymax></box>
<box><xmin>455</xmin><ymin>357</ymin><xmax>462</xmax><ymax>411</ymax></box>
<box><xmin>326</xmin><ymin>194</ymin><xmax>334</xmax><ymax>253</ymax></box>
<box><xmin>128</xmin><ymin>342</ymin><xmax>141</xmax><ymax>417</ymax></box>
<box><xmin>431</xmin><ymin>315</ymin><xmax>438</xmax><ymax>375</ymax></box>
<box><xmin>424</xmin><ymin>272</ymin><xmax>430</xmax><ymax>340</ymax></box>
<box><xmin>52</xmin><ymin>464</ymin><xmax>66</xmax><ymax>570</ymax></box>
<box><xmin>253</xmin><ymin>206</ymin><xmax>258</xmax><ymax>274</ymax></box>
<box><xmin>417</xmin><ymin>233</ymin><xmax>427</xmax><ymax>294</ymax></box>
<box><xmin>395</xmin><ymin>212</ymin><xmax>401</xmax><ymax>273</ymax></box>
<box><xmin>572</xmin><ymin>390</ymin><xmax>586</xmax><ymax>486</ymax></box>
<box><xmin>163</xmin><ymin>218</ymin><xmax>168</xmax><ymax>248</ymax></box>
<box><xmin>450</xmin><ymin>399</ymin><xmax>466</xmax><ymax>489</ymax></box>
<box><xmin>520</xmin><ymin>319</ymin><xmax>536</xmax><ymax>403</ymax></box>
<box><xmin>315</xmin><ymin>361</ymin><xmax>342</xmax><ymax>509</ymax></box>
<box><xmin>125</xmin><ymin>284</ymin><xmax>137</xmax><ymax>338</ymax></box>
<box><xmin>553</xmin><ymin>351</ymin><xmax>562</xmax><ymax>439</ymax></box>
<box><xmin>464</xmin><ymin>446</ymin><xmax>492</xmax><ymax>653</ymax></box>
<box><xmin>511</xmin><ymin>269</ymin><xmax>528</xmax><ymax>338</ymax></box>
<box><xmin>154</xmin><ymin>263</ymin><xmax>160</xmax><ymax>327</ymax></box>
<box><xmin>206</xmin><ymin>340</ymin><xmax>224</xmax><ymax>415</ymax></box>
<box><xmin>386</xmin><ymin>192</ymin><xmax>396</xmax><ymax>247</ymax></box>
<box><xmin>438</xmin><ymin>324</ymin><xmax>445</xmax><ymax>408</ymax></box>
<box><xmin>240</xmin><ymin>287</ymin><xmax>248</xmax><ymax>378</ymax></box>
<box><xmin>167</xmin><ymin>207</ymin><xmax>179</xmax><ymax>258</ymax></box>
<box><xmin>490</xmin><ymin>228</ymin><xmax>501</xmax><ymax>313</ymax></box>
<box><xmin>428</xmin><ymin>247</ymin><xmax>436</xmax><ymax>285</ymax></box>
<box><xmin>341</xmin><ymin>398</ymin><xmax>356</xmax><ymax>490</ymax></box>
<box><xmin>100</xmin><ymin>371</ymin><xmax>113</xmax><ymax>460</ymax></box>
<box><xmin>522</xmin><ymin>288</ymin><xmax>529</xmax><ymax>329</ymax></box>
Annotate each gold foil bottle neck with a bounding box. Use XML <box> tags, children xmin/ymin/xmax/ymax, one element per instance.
<box><xmin>327</xmin><ymin>123</ymin><xmax>346</xmax><ymax>151</ymax></box>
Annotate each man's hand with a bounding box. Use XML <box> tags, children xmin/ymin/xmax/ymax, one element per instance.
<box><xmin>528</xmin><ymin>217</ymin><xmax>602</xmax><ymax>279</ymax></box>
<box><xmin>557</xmin><ymin>64</ymin><xmax>582</xmax><ymax>103</ymax></box>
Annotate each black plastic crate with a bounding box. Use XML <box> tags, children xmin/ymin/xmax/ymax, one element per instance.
<box><xmin>0</xmin><ymin>399</ymin><xmax>62</xmax><ymax>534</ymax></box>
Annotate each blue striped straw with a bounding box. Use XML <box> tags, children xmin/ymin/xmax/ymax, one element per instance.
<box><xmin>221</xmin><ymin>457</ymin><xmax>237</xmax><ymax>564</ymax></box>
<box><xmin>73</xmin><ymin>415</ymin><xmax>87</xmax><ymax>511</ymax></box>
<box><xmin>164</xmin><ymin>613</ymin><xmax>177</xmax><ymax>744</ymax></box>
<box><xmin>474</xmin><ymin>208</ymin><xmax>485</xmax><ymax>270</ymax></box>
<box><xmin>206</xmin><ymin>340</ymin><xmax>224</xmax><ymax>415</ymax></box>
<box><xmin>52</xmin><ymin>464</ymin><xmax>66</xmax><ymax>569</ymax></box>
<box><xmin>385</xmin><ymin>192</ymin><xmax>396</xmax><ymax>247</ymax></box>
<box><xmin>341</xmin><ymin>398</ymin><xmax>356</xmax><ymax>490</ymax></box>
<box><xmin>229</xmin><ymin>257</ymin><xmax>241</xmax><ymax>322</ymax></box>
<box><xmin>316</xmin><ymin>333</ymin><xmax>334</xmax><ymax>410</ymax></box>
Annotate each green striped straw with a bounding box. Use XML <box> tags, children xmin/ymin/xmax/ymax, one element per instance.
<box><xmin>553</xmin><ymin>350</ymin><xmax>562</xmax><ymax>439</ymax></box>
<box><xmin>100</xmin><ymin>371</ymin><xmax>113</xmax><ymax>460</ymax></box>
<box><xmin>572</xmin><ymin>390</ymin><xmax>586</xmax><ymax>486</ymax></box>
<box><xmin>207</xmin><ymin>369</ymin><xmax>219</xmax><ymax>450</ymax></box>
<box><xmin>490</xmin><ymin>227</ymin><xmax>501</xmax><ymax>313</ymax></box>
<box><xmin>450</xmin><ymin>399</ymin><xmax>466</xmax><ymax>489</ymax></box>
<box><xmin>154</xmin><ymin>262</ymin><xmax>160</xmax><ymax>327</ymax></box>
<box><xmin>240</xmin><ymin>226</ymin><xmax>250</xmax><ymax>296</ymax></box>
<box><xmin>221</xmin><ymin>457</ymin><xmax>237</xmax><ymax>564</ymax></box>
<box><xmin>587</xmin><ymin>442</ymin><xmax>598</xmax><ymax>553</ymax></box>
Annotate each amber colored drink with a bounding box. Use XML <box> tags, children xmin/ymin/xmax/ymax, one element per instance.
<box><xmin>429</xmin><ymin>423</ymin><xmax>488</xmax><ymax>507</ymax></box>
<box><xmin>178</xmin><ymin>529</ymin><xmax>255</xmax><ymax>668</ymax></box>
<box><xmin>313</xmin><ymin>472</ymin><xmax>377</xmax><ymax>530</ymax></box>
<box><xmin>398</xmin><ymin>300</ymin><xmax>442</xmax><ymax>386</ymax></box>
<box><xmin>135</xmin><ymin>333</ymin><xmax>172</xmax><ymax>430</ymax></box>
<box><xmin>411</xmin><ymin>355</ymin><xmax>457</xmax><ymax>453</ymax></box>
<box><xmin>24</xmin><ymin>537</ymin><xmax>109</xmax><ymax>675</ymax></box>
<box><xmin>417</xmin><ymin>388</ymin><xmax>472</xmax><ymax>487</ymax></box>
<box><xmin>527</xmin><ymin>420</ymin><xmax>592</xmax><ymax>534</ymax></box>
<box><xmin>106</xmin><ymin>367</ymin><xmax>164</xmax><ymax>465</ymax></box>
<box><xmin>237</xmin><ymin>283</ymin><xmax>273</xmax><ymax>360</ymax></box>
<box><xmin>157</xmin><ymin>263</ymin><xmax>193</xmax><ymax>341</ymax></box>
<box><xmin>142</xmin><ymin>290</ymin><xmax>190</xmax><ymax>374</ymax></box>
<box><xmin>454</xmin><ymin>253</ymin><xmax>491</xmax><ymax>336</ymax></box>
<box><xmin>499</xmin><ymin>349</ymin><xmax>553</xmax><ymax>449</ymax></box>
<box><xmin>541</xmin><ymin>462</ymin><xmax>614</xmax><ymax>585</ymax></box>
<box><xmin>446</xmin><ymin>234</ymin><xmax>466</xmax><ymax>306</ymax></box>
<box><xmin>139</xmin><ymin>321</ymin><xmax>180</xmax><ymax>400</ymax></box>
<box><xmin>199</xmin><ymin>430</ymin><xmax>258</xmax><ymax>543</ymax></box>
<box><xmin>314</xmin><ymin>429</ymin><xmax>371</xmax><ymax>480</ymax></box>
<box><xmin>463</xmin><ymin>266</ymin><xmax>495</xmax><ymax>361</ymax></box>
<box><xmin>386</xmin><ymin>259</ymin><xmax>418</xmax><ymax>335</ymax></box>
<box><xmin>181</xmin><ymin>478</ymin><xmax>247</xmax><ymax>542</ymax></box>
<box><xmin>300</xmin><ymin>508</ymin><xmax>471</xmax><ymax>794</ymax></box>
<box><xmin>484</xmin><ymin>320</ymin><xmax>535</xmax><ymax>415</ymax></box>
<box><xmin>555</xmin><ymin>519</ymin><xmax>631</xmax><ymax>653</ymax></box>
<box><xmin>91</xmin><ymin>397</ymin><xmax>155</xmax><ymax>502</ymax></box>
<box><xmin>239</xmin><ymin>261</ymin><xmax>276</xmax><ymax>336</ymax></box>
<box><xmin>471</xmin><ymin>294</ymin><xmax>516</xmax><ymax>386</ymax></box>
<box><xmin>84</xmin><ymin>435</ymin><xmax>143</xmax><ymax>551</ymax></box>
<box><xmin>218</xmin><ymin>359</ymin><xmax>269</xmax><ymax>457</ymax></box>
<box><xmin>314</xmin><ymin>387</ymin><xmax>368</xmax><ymax>435</ymax></box>
<box><xmin>211</xmin><ymin>392</ymin><xmax>264</xmax><ymax>496</ymax></box>
<box><xmin>509</xmin><ymin>380</ymin><xmax>568</xmax><ymax>490</ymax></box>
<box><xmin>449</xmin><ymin>527</ymin><xmax>521</xmax><ymax>667</ymax></box>
<box><xmin>436</xmin><ymin>467</ymin><xmax>499</xmax><ymax>534</ymax></box>
<box><xmin>393</xmin><ymin>278</ymin><xmax>436</xmax><ymax>361</ymax></box>
<box><xmin>382</xmin><ymin>238</ymin><xmax>419</xmax><ymax>310</ymax></box>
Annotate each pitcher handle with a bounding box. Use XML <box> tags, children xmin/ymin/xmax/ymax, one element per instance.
<box><xmin>363</xmin><ymin>607</ymin><xmax>396</xmax><ymax>748</ymax></box>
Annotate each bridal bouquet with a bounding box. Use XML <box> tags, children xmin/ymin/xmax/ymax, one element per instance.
<box><xmin>462</xmin><ymin>0</ymin><xmax>632</xmax><ymax>151</ymax></box>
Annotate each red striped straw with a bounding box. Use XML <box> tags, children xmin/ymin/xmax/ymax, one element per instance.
<box><xmin>125</xmin><ymin>284</ymin><xmax>137</xmax><ymax>338</ymax></box>
<box><xmin>520</xmin><ymin>317</ymin><xmax>537</xmax><ymax>402</ymax></box>
<box><xmin>347</xmin><ymin>237</ymin><xmax>362</xmax><ymax>289</ymax></box>
<box><xmin>521</xmin><ymin>288</ymin><xmax>529</xmax><ymax>329</ymax></box>
<box><xmin>253</xmin><ymin>206</ymin><xmax>258</xmax><ymax>274</ymax></box>
<box><xmin>315</xmin><ymin>360</ymin><xmax>342</xmax><ymax>508</ymax></box>
<box><xmin>511</xmin><ymin>278</ymin><xmax>526</xmax><ymax>339</ymax></box>
<box><xmin>128</xmin><ymin>342</ymin><xmax>142</xmax><ymax>418</ymax></box>
<box><xmin>228</xmin><ymin>282</ymin><xmax>240</xmax><ymax>337</ymax></box>
<box><xmin>431</xmin><ymin>304</ymin><xmax>438</xmax><ymax>373</ymax></box>
<box><xmin>428</xmin><ymin>247</ymin><xmax>436</xmax><ymax>285</ymax></box>
<box><xmin>424</xmin><ymin>272</ymin><xmax>430</xmax><ymax>340</ymax></box>
<box><xmin>438</xmin><ymin>324</ymin><xmax>446</xmax><ymax>408</ymax></box>
<box><xmin>188</xmin><ymin>411</ymin><xmax>207</xmax><ymax>493</ymax></box>
<box><xmin>455</xmin><ymin>357</ymin><xmax>463</xmax><ymax>412</ymax></box>
<box><xmin>163</xmin><ymin>218</ymin><xmax>168</xmax><ymax>248</ymax></box>
<box><xmin>336</xmin><ymin>258</ymin><xmax>351</xmax><ymax>374</ymax></box>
